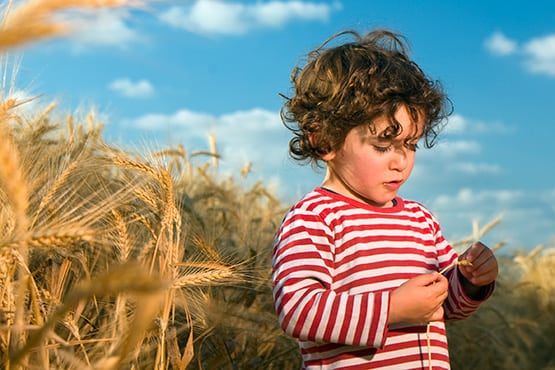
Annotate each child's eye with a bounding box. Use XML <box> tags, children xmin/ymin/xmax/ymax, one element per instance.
<box><xmin>373</xmin><ymin>145</ymin><xmax>392</xmax><ymax>153</ymax></box>
<box><xmin>405</xmin><ymin>142</ymin><xmax>419</xmax><ymax>151</ymax></box>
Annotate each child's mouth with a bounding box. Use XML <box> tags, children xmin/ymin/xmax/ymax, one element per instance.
<box><xmin>385</xmin><ymin>180</ymin><xmax>402</xmax><ymax>189</ymax></box>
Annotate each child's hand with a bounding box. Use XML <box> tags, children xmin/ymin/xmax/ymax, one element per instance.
<box><xmin>389</xmin><ymin>273</ymin><xmax>448</xmax><ymax>325</ymax></box>
<box><xmin>458</xmin><ymin>241</ymin><xmax>498</xmax><ymax>287</ymax></box>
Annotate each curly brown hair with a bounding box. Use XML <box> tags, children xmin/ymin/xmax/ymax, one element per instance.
<box><xmin>280</xmin><ymin>29</ymin><xmax>451</xmax><ymax>166</ymax></box>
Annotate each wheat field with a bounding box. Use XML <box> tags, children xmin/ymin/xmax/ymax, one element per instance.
<box><xmin>0</xmin><ymin>1</ymin><xmax>554</xmax><ymax>369</ymax></box>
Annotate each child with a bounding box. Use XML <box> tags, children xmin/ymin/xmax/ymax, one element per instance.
<box><xmin>272</xmin><ymin>29</ymin><xmax>498</xmax><ymax>369</ymax></box>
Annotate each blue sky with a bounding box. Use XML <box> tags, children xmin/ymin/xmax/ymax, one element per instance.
<box><xmin>8</xmin><ymin>0</ymin><xmax>555</xmax><ymax>252</ymax></box>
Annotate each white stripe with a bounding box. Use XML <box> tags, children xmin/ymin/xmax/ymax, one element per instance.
<box><xmin>374</xmin><ymin>293</ymin><xmax>389</xmax><ymax>345</ymax></box>
<box><xmin>335</xmin><ymin>279</ymin><xmax>407</xmax><ymax>294</ymax></box>
<box><xmin>344</xmin><ymin>294</ymin><xmax>362</xmax><ymax>344</ymax></box>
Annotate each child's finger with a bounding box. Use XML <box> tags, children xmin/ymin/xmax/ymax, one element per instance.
<box><xmin>470</xmin><ymin>248</ymin><xmax>495</xmax><ymax>273</ymax></box>
<box><xmin>430</xmin><ymin>306</ymin><xmax>445</xmax><ymax>322</ymax></box>
<box><xmin>464</xmin><ymin>254</ymin><xmax>498</xmax><ymax>286</ymax></box>
<box><xmin>414</xmin><ymin>272</ymin><xmax>442</xmax><ymax>286</ymax></box>
<box><xmin>462</xmin><ymin>241</ymin><xmax>486</xmax><ymax>262</ymax></box>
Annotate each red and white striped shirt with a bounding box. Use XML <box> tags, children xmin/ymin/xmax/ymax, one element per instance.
<box><xmin>272</xmin><ymin>187</ymin><xmax>493</xmax><ymax>369</ymax></box>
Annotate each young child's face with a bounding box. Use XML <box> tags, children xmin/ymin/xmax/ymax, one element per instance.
<box><xmin>322</xmin><ymin>105</ymin><xmax>422</xmax><ymax>207</ymax></box>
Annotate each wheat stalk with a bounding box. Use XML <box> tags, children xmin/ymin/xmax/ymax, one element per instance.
<box><xmin>112</xmin><ymin>152</ymin><xmax>184</xmax><ymax>370</ymax></box>
<box><xmin>0</xmin><ymin>99</ymin><xmax>32</xmax><ymax>359</ymax></box>
<box><xmin>7</xmin><ymin>231</ymin><xmax>94</xmax><ymax>251</ymax></box>
<box><xmin>111</xmin><ymin>210</ymin><xmax>131</xmax><ymax>262</ymax></box>
<box><xmin>426</xmin><ymin>259</ymin><xmax>473</xmax><ymax>369</ymax></box>
<box><xmin>31</xmin><ymin>158</ymin><xmax>80</xmax><ymax>227</ymax></box>
<box><xmin>451</xmin><ymin>215</ymin><xmax>503</xmax><ymax>249</ymax></box>
<box><xmin>8</xmin><ymin>262</ymin><xmax>168</xmax><ymax>367</ymax></box>
<box><xmin>0</xmin><ymin>0</ymin><xmax>133</xmax><ymax>50</ymax></box>
<box><xmin>439</xmin><ymin>259</ymin><xmax>473</xmax><ymax>275</ymax></box>
<box><xmin>173</xmin><ymin>267</ymin><xmax>234</xmax><ymax>289</ymax></box>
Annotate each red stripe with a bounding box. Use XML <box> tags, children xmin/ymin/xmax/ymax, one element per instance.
<box><xmin>307</xmin><ymin>291</ymin><xmax>329</xmax><ymax>340</ymax></box>
<box><xmin>353</xmin><ymin>293</ymin><xmax>368</xmax><ymax>345</ymax></box>
<box><xmin>368</xmin><ymin>293</ymin><xmax>383</xmax><ymax>345</ymax></box>
<box><xmin>337</xmin><ymin>295</ymin><xmax>354</xmax><ymax>343</ymax></box>
<box><xmin>322</xmin><ymin>292</ymin><xmax>342</xmax><ymax>341</ymax></box>
<box><xmin>291</xmin><ymin>293</ymin><xmax>318</xmax><ymax>338</ymax></box>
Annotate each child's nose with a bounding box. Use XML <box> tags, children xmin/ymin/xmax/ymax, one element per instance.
<box><xmin>389</xmin><ymin>147</ymin><xmax>408</xmax><ymax>170</ymax></box>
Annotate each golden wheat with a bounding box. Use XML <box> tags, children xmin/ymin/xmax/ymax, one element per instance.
<box><xmin>0</xmin><ymin>0</ymin><xmax>131</xmax><ymax>50</ymax></box>
<box><xmin>8</xmin><ymin>262</ymin><xmax>167</xmax><ymax>368</ymax></box>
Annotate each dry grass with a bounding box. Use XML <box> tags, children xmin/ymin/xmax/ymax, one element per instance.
<box><xmin>447</xmin><ymin>246</ymin><xmax>555</xmax><ymax>370</ymax></box>
<box><xmin>0</xmin><ymin>1</ymin><xmax>266</xmax><ymax>361</ymax></box>
<box><xmin>0</xmin><ymin>95</ymin><xmax>292</xmax><ymax>369</ymax></box>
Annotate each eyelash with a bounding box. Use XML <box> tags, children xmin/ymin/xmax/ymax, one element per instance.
<box><xmin>405</xmin><ymin>143</ymin><xmax>419</xmax><ymax>151</ymax></box>
<box><xmin>373</xmin><ymin>145</ymin><xmax>392</xmax><ymax>153</ymax></box>
<box><xmin>372</xmin><ymin>143</ymin><xmax>419</xmax><ymax>153</ymax></box>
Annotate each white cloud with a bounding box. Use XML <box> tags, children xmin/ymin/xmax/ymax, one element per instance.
<box><xmin>429</xmin><ymin>187</ymin><xmax>554</xmax><ymax>250</ymax></box>
<box><xmin>432</xmin><ymin>188</ymin><xmax>524</xmax><ymax>208</ymax></box>
<box><xmin>523</xmin><ymin>33</ymin><xmax>555</xmax><ymax>76</ymax></box>
<box><xmin>484</xmin><ymin>31</ymin><xmax>517</xmax><ymax>56</ymax></box>
<box><xmin>219</xmin><ymin>108</ymin><xmax>281</xmax><ymax>131</ymax></box>
<box><xmin>1</xmin><ymin>89</ymin><xmax>42</xmax><ymax>117</ymax></box>
<box><xmin>443</xmin><ymin>114</ymin><xmax>467</xmax><ymax>134</ymax></box>
<box><xmin>131</xmin><ymin>109</ymin><xmax>217</xmax><ymax>134</ymax></box>
<box><xmin>443</xmin><ymin>114</ymin><xmax>512</xmax><ymax>135</ymax></box>
<box><xmin>486</xmin><ymin>31</ymin><xmax>555</xmax><ymax>78</ymax></box>
<box><xmin>126</xmin><ymin>107</ymin><xmax>287</xmax><ymax>176</ymax></box>
<box><xmin>545</xmin><ymin>187</ymin><xmax>555</xmax><ymax>202</ymax></box>
<box><xmin>249</xmin><ymin>1</ymin><xmax>337</xmax><ymax>27</ymax></box>
<box><xmin>422</xmin><ymin>139</ymin><xmax>481</xmax><ymax>159</ymax></box>
<box><xmin>158</xmin><ymin>0</ymin><xmax>339</xmax><ymax>36</ymax></box>
<box><xmin>108</xmin><ymin>78</ymin><xmax>155</xmax><ymax>98</ymax></box>
<box><xmin>544</xmin><ymin>188</ymin><xmax>555</xmax><ymax>215</ymax></box>
<box><xmin>66</xmin><ymin>9</ymin><xmax>141</xmax><ymax>49</ymax></box>
<box><xmin>448</xmin><ymin>162</ymin><xmax>501</xmax><ymax>175</ymax></box>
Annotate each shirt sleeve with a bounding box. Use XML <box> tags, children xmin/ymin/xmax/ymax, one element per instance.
<box><xmin>271</xmin><ymin>208</ymin><xmax>390</xmax><ymax>348</ymax></box>
<box><xmin>430</xmin><ymin>213</ymin><xmax>495</xmax><ymax>319</ymax></box>
<box><xmin>443</xmin><ymin>265</ymin><xmax>495</xmax><ymax>319</ymax></box>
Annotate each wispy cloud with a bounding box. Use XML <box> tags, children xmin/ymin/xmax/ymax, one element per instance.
<box><xmin>433</xmin><ymin>188</ymin><xmax>524</xmax><ymax>208</ymax></box>
<box><xmin>67</xmin><ymin>9</ymin><xmax>141</xmax><ymax>50</ymax></box>
<box><xmin>484</xmin><ymin>31</ymin><xmax>517</xmax><ymax>56</ymax></box>
<box><xmin>485</xmin><ymin>31</ymin><xmax>555</xmax><ymax>77</ymax></box>
<box><xmin>523</xmin><ymin>34</ymin><xmax>555</xmax><ymax>76</ymax></box>
<box><xmin>444</xmin><ymin>114</ymin><xmax>513</xmax><ymax>135</ymax></box>
<box><xmin>448</xmin><ymin>162</ymin><xmax>501</xmax><ymax>175</ymax></box>
<box><xmin>420</xmin><ymin>139</ymin><xmax>481</xmax><ymax>159</ymax></box>
<box><xmin>126</xmin><ymin>107</ymin><xmax>289</xmax><ymax>176</ymax></box>
<box><xmin>429</xmin><ymin>187</ymin><xmax>555</xmax><ymax>249</ymax></box>
<box><xmin>409</xmin><ymin>113</ymin><xmax>509</xmax><ymax>216</ymax></box>
<box><xmin>132</xmin><ymin>109</ymin><xmax>217</xmax><ymax>133</ymax></box>
<box><xmin>108</xmin><ymin>78</ymin><xmax>155</xmax><ymax>98</ymax></box>
<box><xmin>158</xmin><ymin>0</ymin><xmax>341</xmax><ymax>36</ymax></box>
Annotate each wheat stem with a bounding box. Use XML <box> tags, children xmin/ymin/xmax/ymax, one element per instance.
<box><xmin>427</xmin><ymin>259</ymin><xmax>473</xmax><ymax>369</ymax></box>
<box><xmin>439</xmin><ymin>259</ymin><xmax>472</xmax><ymax>275</ymax></box>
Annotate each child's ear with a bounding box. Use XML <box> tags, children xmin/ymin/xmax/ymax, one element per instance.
<box><xmin>308</xmin><ymin>133</ymin><xmax>319</xmax><ymax>148</ymax></box>
<box><xmin>309</xmin><ymin>134</ymin><xmax>335</xmax><ymax>161</ymax></box>
<box><xmin>321</xmin><ymin>151</ymin><xmax>336</xmax><ymax>161</ymax></box>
